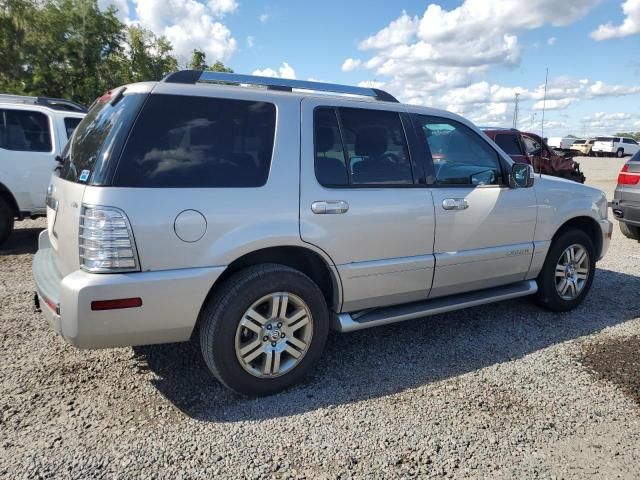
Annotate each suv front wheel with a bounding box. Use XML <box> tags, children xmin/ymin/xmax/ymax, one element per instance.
<box><xmin>199</xmin><ymin>264</ymin><xmax>329</xmax><ymax>396</ymax></box>
<box><xmin>534</xmin><ymin>230</ymin><xmax>596</xmax><ymax>312</ymax></box>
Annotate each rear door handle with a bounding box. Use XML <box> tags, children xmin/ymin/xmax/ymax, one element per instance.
<box><xmin>442</xmin><ymin>198</ymin><xmax>469</xmax><ymax>210</ymax></box>
<box><xmin>311</xmin><ymin>200</ymin><xmax>349</xmax><ymax>214</ymax></box>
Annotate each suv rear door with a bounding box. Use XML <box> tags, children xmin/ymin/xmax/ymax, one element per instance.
<box><xmin>299</xmin><ymin>98</ymin><xmax>435</xmax><ymax>312</ymax></box>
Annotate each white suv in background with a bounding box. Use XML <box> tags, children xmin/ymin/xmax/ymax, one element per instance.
<box><xmin>0</xmin><ymin>94</ymin><xmax>86</xmax><ymax>245</ymax></box>
<box><xmin>592</xmin><ymin>136</ymin><xmax>640</xmax><ymax>158</ymax></box>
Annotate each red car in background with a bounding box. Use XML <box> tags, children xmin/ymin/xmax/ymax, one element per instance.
<box><xmin>482</xmin><ymin>128</ymin><xmax>585</xmax><ymax>184</ymax></box>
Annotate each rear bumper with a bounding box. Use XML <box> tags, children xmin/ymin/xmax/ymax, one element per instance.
<box><xmin>610</xmin><ymin>198</ymin><xmax>640</xmax><ymax>227</ymax></box>
<box><xmin>33</xmin><ymin>242</ymin><xmax>225</xmax><ymax>349</ymax></box>
<box><xmin>598</xmin><ymin>218</ymin><xmax>613</xmax><ymax>260</ymax></box>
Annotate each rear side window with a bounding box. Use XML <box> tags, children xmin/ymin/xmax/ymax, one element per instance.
<box><xmin>314</xmin><ymin>107</ymin><xmax>413</xmax><ymax>187</ymax></box>
<box><xmin>0</xmin><ymin>109</ymin><xmax>52</xmax><ymax>152</ymax></box>
<box><xmin>596</xmin><ymin>137</ymin><xmax>614</xmax><ymax>142</ymax></box>
<box><xmin>494</xmin><ymin>134</ymin><xmax>524</xmax><ymax>155</ymax></box>
<box><xmin>114</xmin><ymin>95</ymin><xmax>276</xmax><ymax>188</ymax></box>
<box><xmin>63</xmin><ymin>117</ymin><xmax>82</xmax><ymax>140</ymax></box>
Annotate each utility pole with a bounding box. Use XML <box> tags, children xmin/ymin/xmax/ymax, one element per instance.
<box><xmin>531</xmin><ymin>112</ymin><xmax>537</xmax><ymax>132</ymax></box>
<box><xmin>512</xmin><ymin>93</ymin><xmax>520</xmax><ymax>128</ymax></box>
<box><xmin>541</xmin><ymin>68</ymin><xmax>549</xmax><ymax>139</ymax></box>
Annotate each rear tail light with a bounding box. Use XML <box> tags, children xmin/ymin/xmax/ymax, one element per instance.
<box><xmin>79</xmin><ymin>205</ymin><xmax>140</xmax><ymax>273</ymax></box>
<box><xmin>618</xmin><ymin>164</ymin><xmax>640</xmax><ymax>185</ymax></box>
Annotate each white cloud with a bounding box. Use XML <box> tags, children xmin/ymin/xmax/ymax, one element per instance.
<box><xmin>341</xmin><ymin>58</ymin><xmax>361</xmax><ymax>72</ymax></box>
<box><xmin>591</xmin><ymin>0</ymin><xmax>640</xmax><ymax>40</ymax></box>
<box><xmin>246</xmin><ymin>35</ymin><xmax>255</xmax><ymax>48</ymax></box>
<box><xmin>99</xmin><ymin>0</ymin><xmax>238</xmax><ymax>63</ymax></box>
<box><xmin>351</xmin><ymin>0</ymin><xmax>599</xmax><ymax>108</ymax></box>
<box><xmin>547</xmin><ymin>36</ymin><xmax>557</xmax><ymax>45</ymax></box>
<box><xmin>259</xmin><ymin>13</ymin><xmax>271</xmax><ymax>23</ymax></box>
<box><xmin>253</xmin><ymin>62</ymin><xmax>296</xmax><ymax>79</ymax></box>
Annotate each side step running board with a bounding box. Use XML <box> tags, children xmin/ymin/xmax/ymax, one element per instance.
<box><xmin>334</xmin><ymin>280</ymin><xmax>538</xmax><ymax>333</ymax></box>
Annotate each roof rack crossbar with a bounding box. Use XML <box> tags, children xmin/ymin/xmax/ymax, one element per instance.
<box><xmin>0</xmin><ymin>94</ymin><xmax>87</xmax><ymax>113</ymax></box>
<box><xmin>162</xmin><ymin>70</ymin><xmax>399</xmax><ymax>103</ymax></box>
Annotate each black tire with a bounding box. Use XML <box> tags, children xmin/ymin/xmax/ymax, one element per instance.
<box><xmin>0</xmin><ymin>197</ymin><xmax>15</xmax><ymax>247</ymax></box>
<box><xmin>620</xmin><ymin>222</ymin><xmax>640</xmax><ymax>241</ymax></box>
<box><xmin>199</xmin><ymin>264</ymin><xmax>329</xmax><ymax>396</ymax></box>
<box><xmin>616</xmin><ymin>148</ymin><xmax>624</xmax><ymax>158</ymax></box>
<box><xmin>534</xmin><ymin>229</ymin><xmax>596</xmax><ymax>312</ymax></box>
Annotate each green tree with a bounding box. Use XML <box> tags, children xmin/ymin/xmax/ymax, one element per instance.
<box><xmin>615</xmin><ymin>132</ymin><xmax>640</xmax><ymax>141</ymax></box>
<box><xmin>121</xmin><ymin>25</ymin><xmax>178</xmax><ymax>83</ymax></box>
<box><xmin>187</xmin><ymin>48</ymin><xmax>233</xmax><ymax>72</ymax></box>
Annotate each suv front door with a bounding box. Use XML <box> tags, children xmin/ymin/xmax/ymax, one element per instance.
<box><xmin>414</xmin><ymin>114</ymin><xmax>537</xmax><ymax>298</ymax></box>
<box><xmin>299</xmin><ymin>99</ymin><xmax>436</xmax><ymax>312</ymax></box>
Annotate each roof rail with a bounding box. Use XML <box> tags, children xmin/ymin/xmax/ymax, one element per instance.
<box><xmin>0</xmin><ymin>94</ymin><xmax>87</xmax><ymax>113</ymax></box>
<box><xmin>162</xmin><ymin>70</ymin><xmax>399</xmax><ymax>103</ymax></box>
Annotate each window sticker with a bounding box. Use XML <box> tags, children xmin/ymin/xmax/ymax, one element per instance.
<box><xmin>79</xmin><ymin>170</ymin><xmax>90</xmax><ymax>182</ymax></box>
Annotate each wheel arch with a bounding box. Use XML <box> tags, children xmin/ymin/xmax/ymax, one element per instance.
<box><xmin>552</xmin><ymin>215</ymin><xmax>603</xmax><ymax>259</ymax></box>
<box><xmin>195</xmin><ymin>245</ymin><xmax>342</xmax><ymax>333</ymax></box>
<box><xmin>0</xmin><ymin>182</ymin><xmax>20</xmax><ymax>218</ymax></box>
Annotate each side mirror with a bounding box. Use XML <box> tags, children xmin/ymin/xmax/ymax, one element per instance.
<box><xmin>509</xmin><ymin>163</ymin><xmax>534</xmax><ymax>188</ymax></box>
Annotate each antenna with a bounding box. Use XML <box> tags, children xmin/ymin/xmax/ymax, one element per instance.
<box><xmin>512</xmin><ymin>93</ymin><xmax>520</xmax><ymax>128</ymax></box>
<box><xmin>541</xmin><ymin>68</ymin><xmax>548</xmax><ymax>138</ymax></box>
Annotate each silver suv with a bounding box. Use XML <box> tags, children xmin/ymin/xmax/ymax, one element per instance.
<box><xmin>33</xmin><ymin>72</ymin><xmax>613</xmax><ymax>395</ymax></box>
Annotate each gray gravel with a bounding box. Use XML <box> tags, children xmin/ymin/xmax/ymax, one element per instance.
<box><xmin>1</xmin><ymin>157</ymin><xmax>639</xmax><ymax>479</ymax></box>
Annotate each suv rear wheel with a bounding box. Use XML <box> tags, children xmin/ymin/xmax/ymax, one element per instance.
<box><xmin>0</xmin><ymin>197</ymin><xmax>14</xmax><ymax>246</ymax></box>
<box><xmin>534</xmin><ymin>230</ymin><xmax>595</xmax><ymax>312</ymax></box>
<box><xmin>199</xmin><ymin>264</ymin><xmax>329</xmax><ymax>396</ymax></box>
<box><xmin>619</xmin><ymin>222</ymin><xmax>640</xmax><ymax>241</ymax></box>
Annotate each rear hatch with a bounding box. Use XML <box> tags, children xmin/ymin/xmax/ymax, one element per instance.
<box><xmin>593</xmin><ymin>136</ymin><xmax>614</xmax><ymax>151</ymax></box>
<box><xmin>46</xmin><ymin>87</ymin><xmax>149</xmax><ymax>276</ymax></box>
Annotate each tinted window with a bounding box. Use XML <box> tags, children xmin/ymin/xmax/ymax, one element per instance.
<box><xmin>0</xmin><ymin>109</ymin><xmax>52</xmax><ymax>152</ymax></box>
<box><xmin>494</xmin><ymin>134</ymin><xmax>524</xmax><ymax>155</ymax></box>
<box><xmin>337</xmin><ymin>108</ymin><xmax>413</xmax><ymax>185</ymax></box>
<box><xmin>114</xmin><ymin>95</ymin><xmax>276</xmax><ymax>188</ymax></box>
<box><xmin>418</xmin><ymin>116</ymin><xmax>502</xmax><ymax>186</ymax></box>
<box><xmin>64</xmin><ymin>117</ymin><xmax>82</xmax><ymax>139</ymax></box>
<box><xmin>59</xmin><ymin>92</ymin><xmax>147</xmax><ymax>184</ymax></box>
<box><xmin>596</xmin><ymin>137</ymin><xmax>614</xmax><ymax>142</ymax></box>
<box><xmin>314</xmin><ymin>108</ymin><xmax>349</xmax><ymax>186</ymax></box>
<box><xmin>572</xmin><ymin>139</ymin><xmax>586</xmax><ymax>145</ymax></box>
<box><xmin>622</xmin><ymin>138</ymin><xmax>637</xmax><ymax>144</ymax></box>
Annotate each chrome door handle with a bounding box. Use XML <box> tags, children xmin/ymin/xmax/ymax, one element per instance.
<box><xmin>311</xmin><ymin>200</ymin><xmax>349</xmax><ymax>214</ymax></box>
<box><xmin>442</xmin><ymin>198</ymin><xmax>469</xmax><ymax>210</ymax></box>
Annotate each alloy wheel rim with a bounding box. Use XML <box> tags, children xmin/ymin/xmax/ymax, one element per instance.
<box><xmin>554</xmin><ymin>244</ymin><xmax>590</xmax><ymax>300</ymax></box>
<box><xmin>234</xmin><ymin>292</ymin><xmax>313</xmax><ymax>378</ymax></box>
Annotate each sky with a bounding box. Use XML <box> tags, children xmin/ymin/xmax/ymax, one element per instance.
<box><xmin>99</xmin><ymin>0</ymin><xmax>640</xmax><ymax>137</ymax></box>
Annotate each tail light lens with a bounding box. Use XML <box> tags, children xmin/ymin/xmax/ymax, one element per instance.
<box><xmin>79</xmin><ymin>205</ymin><xmax>140</xmax><ymax>273</ymax></box>
<box><xmin>618</xmin><ymin>164</ymin><xmax>640</xmax><ymax>185</ymax></box>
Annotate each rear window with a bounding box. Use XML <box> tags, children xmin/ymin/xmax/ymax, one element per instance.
<box><xmin>596</xmin><ymin>137</ymin><xmax>614</xmax><ymax>142</ymax></box>
<box><xmin>114</xmin><ymin>95</ymin><xmax>276</xmax><ymax>188</ymax></box>
<box><xmin>59</xmin><ymin>92</ymin><xmax>146</xmax><ymax>184</ymax></box>
<box><xmin>572</xmin><ymin>139</ymin><xmax>586</xmax><ymax>145</ymax></box>
<box><xmin>494</xmin><ymin>134</ymin><xmax>524</xmax><ymax>155</ymax></box>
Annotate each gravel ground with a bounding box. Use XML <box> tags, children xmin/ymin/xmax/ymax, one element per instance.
<box><xmin>1</xmin><ymin>157</ymin><xmax>639</xmax><ymax>479</ymax></box>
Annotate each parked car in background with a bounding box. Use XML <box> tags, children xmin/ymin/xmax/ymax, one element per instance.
<box><xmin>33</xmin><ymin>72</ymin><xmax>611</xmax><ymax>396</ymax></box>
<box><xmin>610</xmin><ymin>151</ymin><xmax>640</xmax><ymax>240</ymax></box>
<box><xmin>0</xmin><ymin>94</ymin><xmax>86</xmax><ymax>245</ymax></box>
<box><xmin>592</xmin><ymin>136</ymin><xmax>640</xmax><ymax>158</ymax></box>
<box><xmin>571</xmin><ymin>138</ymin><xmax>595</xmax><ymax>156</ymax></box>
<box><xmin>483</xmin><ymin>128</ymin><xmax>585</xmax><ymax>183</ymax></box>
<box><xmin>547</xmin><ymin>137</ymin><xmax>578</xmax><ymax>151</ymax></box>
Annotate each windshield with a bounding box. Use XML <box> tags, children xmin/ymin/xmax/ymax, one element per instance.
<box><xmin>58</xmin><ymin>91</ymin><xmax>146</xmax><ymax>184</ymax></box>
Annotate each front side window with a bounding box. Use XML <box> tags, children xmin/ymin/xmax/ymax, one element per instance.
<box><xmin>417</xmin><ymin>116</ymin><xmax>502</xmax><ymax>186</ymax></box>
<box><xmin>64</xmin><ymin>117</ymin><xmax>82</xmax><ymax>140</ymax></box>
<box><xmin>0</xmin><ymin>109</ymin><xmax>52</xmax><ymax>152</ymax></box>
<box><xmin>494</xmin><ymin>133</ymin><xmax>524</xmax><ymax>156</ymax></box>
<box><xmin>114</xmin><ymin>94</ymin><xmax>276</xmax><ymax>188</ymax></box>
